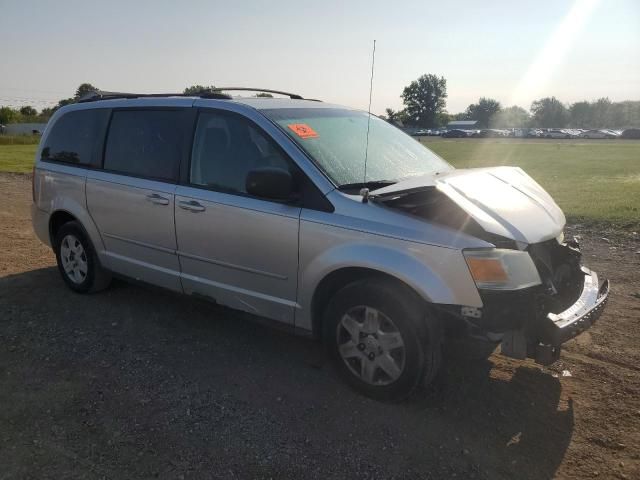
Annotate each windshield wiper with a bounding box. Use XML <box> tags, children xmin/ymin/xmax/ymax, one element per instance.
<box><xmin>337</xmin><ymin>180</ymin><xmax>396</xmax><ymax>191</ymax></box>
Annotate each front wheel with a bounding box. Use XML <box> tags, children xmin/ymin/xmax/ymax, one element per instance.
<box><xmin>323</xmin><ymin>278</ymin><xmax>442</xmax><ymax>401</ymax></box>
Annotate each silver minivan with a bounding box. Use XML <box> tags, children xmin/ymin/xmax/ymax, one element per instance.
<box><xmin>32</xmin><ymin>89</ymin><xmax>609</xmax><ymax>400</ymax></box>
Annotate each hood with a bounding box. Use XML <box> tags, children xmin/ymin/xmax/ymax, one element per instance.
<box><xmin>372</xmin><ymin>166</ymin><xmax>565</xmax><ymax>245</ymax></box>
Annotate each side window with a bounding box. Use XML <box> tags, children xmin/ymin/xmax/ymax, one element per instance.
<box><xmin>190</xmin><ymin>111</ymin><xmax>294</xmax><ymax>194</ymax></box>
<box><xmin>42</xmin><ymin>109</ymin><xmax>109</xmax><ymax>166</ymax></box>
<box><xmin>104</xmin><ymin>110</ymin><xmax>188</xmax><ymax>181</ymax></box>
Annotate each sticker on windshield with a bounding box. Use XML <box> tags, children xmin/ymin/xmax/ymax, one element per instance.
<box><xmin>287</xmin><ymin>123</ymin><xmax>319</xmax><ymax>139</ymax></box>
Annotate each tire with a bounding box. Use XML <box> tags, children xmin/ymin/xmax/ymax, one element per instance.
<box><xmin>54</xmin><ymin>221</ymin><xmax>111</xmax><ymax>293</ymax></box>
<box><xmin>322</xmin><ymin>278</ymin><xmax>442</xmax><ymax>401</ymax></box>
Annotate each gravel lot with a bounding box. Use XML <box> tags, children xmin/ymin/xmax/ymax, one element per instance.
<box><xmin>1</xmin><ymin>173</ymin><xmax>639</xmax><ymax>479</ymax></box>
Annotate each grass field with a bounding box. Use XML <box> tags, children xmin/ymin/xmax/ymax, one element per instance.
<box><xmin>1</xmin><ymin>139</ymin><xmax>639</xmax><ymax>226</ymax></box>
<box><xmin>0</xmin><ymin>135</ymin><xmax>41</xmax><ymax>146</ymax></box>
<box><xmin>0</xmin><ymin>145</ymin><xmax>37</xmax><ymax>174</ymax></box>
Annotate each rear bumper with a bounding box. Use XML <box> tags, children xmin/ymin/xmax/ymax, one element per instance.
<box><xmin>31</xmin><ymin>203</ymin><xmax>51</xmax><ymax>247</ymax></box>
<box><xmin>501</xmin><ymin>267</ymin><xmax>610</xmax><ymax>365</ymax></box>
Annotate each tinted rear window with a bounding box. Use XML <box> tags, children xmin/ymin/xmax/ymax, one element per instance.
<box><xmin>104</xmin><ymin>110</ymin><xmax>190</xmax><ymax>181</ymax></box>
<box><xmin>42</xmin><ymin>109</ymin><xmax>110</xmax><ymax>166</ymax></box>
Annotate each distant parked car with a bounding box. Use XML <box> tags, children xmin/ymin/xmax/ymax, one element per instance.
<box><xmin>621</xmin><ymin>128</ymin><xmax>640</xmax><ymax>139</ymax></box>
<box><xmin>474</xmin><ymin>129</ymin><xmax>506</xmax><ymax>138</ymax></box>
<box><xmin>411</xmin><ymin>129</ymin><xmax>431</xmax><ymax>137</ymax></box>
<box><xmin>442</xmin><ymin>129</ymin><xmax>469</xmax><ymax>138</ymax></box>
<box><xmin>545</xmin><ymin>129</ymin><xmax>575</xmax><ymax>139</ymax></box>
<box><xmin>580</xmin><ymin>129</ymin><xmax>618</xmax><ymax>139</ymax></box>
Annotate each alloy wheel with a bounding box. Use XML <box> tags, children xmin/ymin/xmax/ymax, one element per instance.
<box><xmin>336</xmin><ymin>305</ymin><xmax>406</xmax><ymax>385</ymax></box>
<box><xmin>60</xmin><ymin>234</ymin><xmax>88</xmax><ymax>284</ymax></box>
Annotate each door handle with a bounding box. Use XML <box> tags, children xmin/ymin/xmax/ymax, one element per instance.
<box><xmin>178</xmin><ymin>200</ymin><xmax>206</xmax><ymax>212</ymax></box>
<box><xmin>146</xmin><ymin>193</ymin><xmax>170</xmax><ymax>205</ymax></box>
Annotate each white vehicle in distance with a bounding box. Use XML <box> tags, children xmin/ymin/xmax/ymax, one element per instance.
<box><xmin>545</xmin><ymin>129</ymin><xmax>576</xmax><ymax>139</ymax></box>
<box><xmin>580</xmin><ymin>129</ymin><xmax>619</xmax><ymax>139</ymax></box>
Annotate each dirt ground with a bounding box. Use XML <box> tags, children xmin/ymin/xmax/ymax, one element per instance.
<box><xmin>1</xmin><ymin>172</ymin><xmax>639</xmax><ymax>479</ymax></box>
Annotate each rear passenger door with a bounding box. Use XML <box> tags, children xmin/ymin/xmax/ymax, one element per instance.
<box><xmin>86</xmin><ymin>108</ymin><xmax>194</xmax><ymax>292</ymax></box>
<box><xmin>174</xmin><ymin>109</ymin><xmax>301</xmax><ymax>324</ymax></box>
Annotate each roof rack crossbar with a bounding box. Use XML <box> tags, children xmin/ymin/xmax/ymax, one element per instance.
<box><xmin>212</xmin><ymin>87</ymin><xmax>304</xmax><ymax>100</ymax></box>
<box><xmin>77</xmin><ymin>88</ymin><xmax>314</xmax><ymax>103</ymax></box>
<box><xmin>77</xmin><ymin>90</ymin><xmax>232</xmax><ymax>103</ymax></box>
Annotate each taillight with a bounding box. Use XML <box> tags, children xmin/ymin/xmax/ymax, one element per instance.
<box><xmin>32</xmin><ymin>165</ymin><xmax>36</xmax><ymax>203</ymax></box>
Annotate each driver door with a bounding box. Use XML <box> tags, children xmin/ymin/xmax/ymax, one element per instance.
<box><xmin>175</xmin><ymin>109</ymin><xmax>301</xmax><ymax>324</ymax></box>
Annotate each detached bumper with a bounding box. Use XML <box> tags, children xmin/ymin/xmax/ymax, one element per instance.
<box><xmin>501</xmin><ymin>267</ymin><xmax>610</xmax><ymax>365</ymax></box>
<box><xmin>542</xmin><ymin>268</ymin><xmax>609</xmax><ymax>345</ymax></box>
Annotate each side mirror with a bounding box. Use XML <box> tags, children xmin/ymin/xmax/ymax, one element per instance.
<box><xmin>246</xmin><ymin>167</ymin><xmax>293</xmax><ymax>200</ymax></box>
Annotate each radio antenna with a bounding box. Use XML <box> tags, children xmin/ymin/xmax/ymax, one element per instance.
<box><xmin>361</xmin><ymin>39</ymin><xmax>376</xmax><ymax>203</ymax></box>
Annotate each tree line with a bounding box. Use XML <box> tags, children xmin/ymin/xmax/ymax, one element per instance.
<box><xmin>2</xmin><ymin>80</ymin><xmax>638</xmax><ymax>130</ymax></box>
<box><xmin>383</xmin><ymin>74</ymin><xmax>640</xmax><ymax>129</ymax></box>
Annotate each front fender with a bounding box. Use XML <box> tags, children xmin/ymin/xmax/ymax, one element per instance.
<box><xmin>296</xmin><ymin>221</ymin><xmax>483</xmax><ymax>332</ymax></box>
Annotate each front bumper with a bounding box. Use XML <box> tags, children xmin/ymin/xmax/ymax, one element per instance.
<box><xmin>501</xmin><ymin>267</ymin><xmax>610</xmax><ymax>365</ymax></box>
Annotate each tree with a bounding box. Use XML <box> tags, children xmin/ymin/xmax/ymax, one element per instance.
<box><xmin>75</xmin><ymin>83</ymin><xmax>99</xmax><ymax>99</ymax></box>
<box><xmin>0</xmin><ymin>107</ymin><xmax>20</xmax><ymax>124</ymax></box>
<box><xmin>530</xmin><ymin>97</ymin><xmax>569</xmax><ymax>127</ymax></box>
<box><xmin>464</xmin><ymin>97</ymin><xmax>502</xmax><ymax>128</ymax></box>
<box><xmin>569</xmin><ymin>101</ymin><xmax>592</xmax><ymax>128</ymax></box>
<box><xmin>183</xmin><ymin>85</ymin><xmax>217</xmax><ymax>95</ymax></box>
<box><xmin>19</xmin><ymin>106</ymin><xmax>38</xmax><ymax>117</ymax></box>
<box><xmin>490</xmin><ymin>105</ymin><xmax>530</xmax><ymax>128</ymax></box>
<box><xmin>400</xmin><ymin>74</ymin><xmax>447</xmax><ymax>127</ymax></box>
<box><xmin>591</xmin><ymin>97</ymin><xmax>612</xmax><ymax>128</ymax></box>
<box><xmin>382</xmin><ymin>108</ymin><xmax>408</xmax><ymax>126</ymax></box>
<box><xmin>38</xmin><ymin>107</ymin><xmax>55</xmax><ymax>121</ymax></box>
<box><xmin>384</xmin><ymin>108</ymin><xmax>399</xmax><ymax>123</ymax></box>
<box><xmin>255</xmin><ymin>92</ymin><xmax>273</xmax><ymax>98</ymax></box>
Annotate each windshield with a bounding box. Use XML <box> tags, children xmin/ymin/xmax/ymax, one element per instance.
<box><xmin>262</xmin><ymin>108</ymin><xmax>453</xmax><ymax>188</ymax></box>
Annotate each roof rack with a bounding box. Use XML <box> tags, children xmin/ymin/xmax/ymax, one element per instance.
<box><xmin>77</xmin><ymin>87</ymin><xmax>313</xmax><ymax>103</ymax></box>
<box><xmin>77</xmin><ymin>90</ymin><xmax>233</xmax><ymax>103</ymax></box>
<box><xmin>211</xmin><ymin>87</ymin><xmax>304</xmax><ymax>100</ymax></box>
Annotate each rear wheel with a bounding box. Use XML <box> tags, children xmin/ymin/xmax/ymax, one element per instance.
<box><xmin>323</xmin><ymin>278</ymin><xmax>442</xmax><ymax>401</ymax></box>
<box><xmin>54</xmin><ymin>221</ymin><xmax>111</xmax><ymax>293</ymax></box>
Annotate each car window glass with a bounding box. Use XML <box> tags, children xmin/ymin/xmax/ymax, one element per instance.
<box><xmin>104</xmin><ymin>110</ymin><xmax>187</xmax><ymax>181</ymax></box>
<box><xmin>190</xmin><ymin>111</ymin><xmax>293</xmax><ymax>194</ymax></box>
<box><xmin>42</xmin><ymin>109</ymin><xmax>109</xmax><ymax>166</ymax></box>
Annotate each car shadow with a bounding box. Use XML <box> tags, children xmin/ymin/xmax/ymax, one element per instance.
<box><xmin>0</xmin><ymin>267</ymin><xmax>573</xmax><ymax>479</ymax></box>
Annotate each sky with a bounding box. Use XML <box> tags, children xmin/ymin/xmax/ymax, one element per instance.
<box><xmin>1</xmin><ymin>0</ymin><xmax>638</xmax><ymax>115</ymax></box>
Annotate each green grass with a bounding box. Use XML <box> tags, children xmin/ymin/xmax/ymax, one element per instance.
<box><xmin>420</xmin><ymin>138</ymin><xmax>640</xmax><ymax>227</ymax></box>
<box><xmin>1</xmin><ymin>139</ymin><xmax>639</xmax><ymax>226</ymax></box>
<box><xmin>0</xmin><ymin>145</ymin><xmax>37</xmax><ymax>173</ymax></box>
<box><xmin>0</xmin><ymin>135</ymin><xmax>41</xmax><ymax>145</ymax></box>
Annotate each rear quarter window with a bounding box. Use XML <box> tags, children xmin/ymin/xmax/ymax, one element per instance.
<box><xmin>42</xmin><ymin>109</ymin><xmax>110</xmax><ymax>167</ymax></box>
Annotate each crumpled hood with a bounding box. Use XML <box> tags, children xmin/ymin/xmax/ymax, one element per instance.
<box><xmin>373</xmin><ymin>166</ymin><xmax>566</xmax><ymax>245</ymax></box>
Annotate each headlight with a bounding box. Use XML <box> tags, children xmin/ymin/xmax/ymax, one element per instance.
<box><xmin>463</xmin><ymin>249</ymin><xmax>542</xmax><ymax>290</ymax></box>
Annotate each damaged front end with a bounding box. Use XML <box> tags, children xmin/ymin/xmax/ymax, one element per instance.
<box><xmin>494</xmin><ymin>239</ymin><xmax>609</xmax><ymax>365</ymax></box>
<box><xmin>372</xmin><ymin>179</ymin><xmax>610</xmax><ymax>366</ymax></box>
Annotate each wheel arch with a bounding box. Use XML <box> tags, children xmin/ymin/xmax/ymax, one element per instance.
<box><xmin>49</xmin><ymin>210</ymin><xmax>78</xmax><ymax>249</ymax></box>
<box><xmin>310</xmin><ymin>267</ymin><xmax>423</xmax><ymax>339</ymax></box>
<box><xmin>48</xmin><ymin>207</ymin><xmax>104</xmax><ymax>257</ymax></box>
